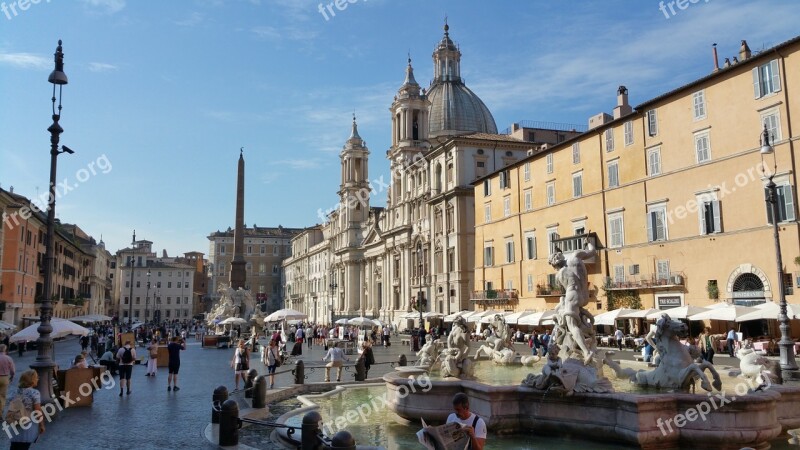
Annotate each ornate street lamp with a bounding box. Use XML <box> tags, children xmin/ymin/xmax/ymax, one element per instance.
<box><xmin>127</xmin><ymin>232</ymin><xmax>136</xmax><ymax>328</ymax></box>
<box><xmin>760</xmin><ymin>124</ymin><xmax>799</xmax><ymax>380</ymax></box>
<box><xmin>329</xmin><ymin>279</ymin><xmax>337</xmax><ymax>326</ymax></box>
<box><xmin>32</xmin><ymin>40</ymin><xmax>71</xmax><ymax>405</ymax></box>
<box><xmin>144</xmin><ymin>269</ymin><xmax>151</xmax><ymax>324</ymax></box>
<box><xmin>416</xmin><ymin>290</ymin><xmax>426</xmax><ymax>328</ymax></box>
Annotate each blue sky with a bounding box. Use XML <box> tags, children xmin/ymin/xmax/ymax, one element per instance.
<box><xmin>1</xmin><ymin>0</ymin><xmax>798</xmax><ymax>256</ymax></box>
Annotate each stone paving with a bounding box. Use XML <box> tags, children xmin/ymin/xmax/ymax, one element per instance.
<box><xmin>0</xmin><ymin>335</ymin><xmax>754</xmax><ymax>450</ymax></box>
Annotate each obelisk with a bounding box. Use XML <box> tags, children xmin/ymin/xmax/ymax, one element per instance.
<box><xmin>229</xmin><ymin>148</ymin><xmax>246</xmax><ymax>290</ymax></box>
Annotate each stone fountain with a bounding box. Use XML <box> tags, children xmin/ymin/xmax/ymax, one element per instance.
<box><xmin>384</xmin><ymin>240</ymin><xmax>800</xmax><ymax>449</ymax></box>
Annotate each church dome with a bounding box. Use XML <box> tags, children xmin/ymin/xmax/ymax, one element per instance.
<box><xmin>427</xmin><ymin>24</ymin><xmax>497</xmax><ymax>137</ymax></box>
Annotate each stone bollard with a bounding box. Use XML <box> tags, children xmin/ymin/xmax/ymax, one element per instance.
<box><xmin>244</xmin><ymin>368</ymin><xmax>258</xmax><ymax>398</ymax></box>
<box><xmin>219</xmin><ymin>399</ymin><xmax>241</xmax><ymax>447</ymax></box>
<box><xmin>301</xmin><ymin>411</ymin><xmax>323</xmax><ymax>450</ymax></box>
<box><xmin>397</xmin><ymin>354</ymin><xmax>407</xmax><ymax>366</ymax></box>
<box><xmin>354</xmin><ymin>356</ymin><xmax>366</xmax><ymax>381</ymax></box>
<box><xmin>212</xmin><ymin>385</ymin><xmax>229</xmax><ymax>424</ymax></box>
<box><xmin>252</xmin><ymin>375</ymin><xmax>267</xmax><ymax>409</ymax></box>
<box><xmin>329</xmin><ymin>430</ymin><xmax>356</xmax><ymax>450</ymax></box>
<box><xmin>294</xmin><ymin>359</ymin><xmax>305</xmax><ymax>385</ymax></box>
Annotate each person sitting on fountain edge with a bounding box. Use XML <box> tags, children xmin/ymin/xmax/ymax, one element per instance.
<box><xmin>447</xmin><ymin>393</ymin><xmax>486</xmax><ymax>450</ymax></box>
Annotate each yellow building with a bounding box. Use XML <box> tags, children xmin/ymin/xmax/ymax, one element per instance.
<box><xmin>474</xmin><ymin>36</ymin><xmax>800</xmax><ymax>338</ymax></box>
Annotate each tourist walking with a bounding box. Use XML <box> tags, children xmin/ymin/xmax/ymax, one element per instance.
<box><xmin>446</xmin><ymin>393</ymin><xmax>486</xmax><ymax>450</ymax></box>
<box><xmin>359</xmin><ymin>341</ymin><xmax>375</xmax><ymax>378</ymax></box>
<box><xmin>262</xmin><ymin>339</ymin><xmax>280</xmax><ymax>389</ymax></box>
<box><xmin>167</xmin><ymin>336</ymin><xmax>186</xmax><ymax>392</ymax></box>
<box><xmin>231</xmin><ymin>340</ymin><xmax>250</xmax><ymax>390</ymax></box>
<box><xmin>323</xmin><ymin>343</ymin><xmax>348</xmax><ymax>382</ymax></box>
<box><xmin>146</xmin><ymin>338</ymin><xmax>159</xmax><ymax>377</ymax></box>
<box><xmin>0</xmin><ymin>344</ymin><xmax>15</xmax><ymax>414</ymax></box>
<box><xmin>615</xmin><ymin>328</ymin><xmax>624</xmax><ymax>351</ymax></box>
<box><xmin>8</xmin><ymin>370</ymin><xmax>45</xmax><ymax>448</ymax></box>
<box><xmin>116</xmin><ymin>340</ymin><xmax>137</xmax><ymax>396</ymax></box>
<box><xmin>306</xmin><ymin>325</ymin><xmax>314</xmax><ymax>349</ymax></box>
<box><xmin>699</xmin><ymin>327</ymin><xmax>721</xmax><ymax>364</ymax></box>
<box><xmin>292</xmin><ymin>327</ymin><xmax>304</xmax><ymax>356</ymax></box>
<box><xmin>726</xmin><ymin>328</ymin><xmax>738</xmax><ymax>357</ymax></box>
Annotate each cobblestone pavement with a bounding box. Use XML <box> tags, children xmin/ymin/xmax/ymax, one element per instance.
<box><xmin>0</xmin><ymin>335</ymin><xmax>758</xmax><ymax>450</ymax></box>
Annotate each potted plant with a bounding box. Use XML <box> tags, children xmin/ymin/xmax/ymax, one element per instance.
<box><xmin>706</xmin><ymin>281</ymin><xmax>719</xmax><ymax>300</ymax></box>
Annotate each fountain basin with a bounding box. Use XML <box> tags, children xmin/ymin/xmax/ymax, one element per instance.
<box><xmin>384</xmin><ymin>370</ymin><xmax>800</xmax><ymax>450</ymax></box>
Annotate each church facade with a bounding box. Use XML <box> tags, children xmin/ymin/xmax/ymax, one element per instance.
<box><xmin>283</xmin><ymin>25</ymin><xmax>579</xmax><ymax>327</ymax></box>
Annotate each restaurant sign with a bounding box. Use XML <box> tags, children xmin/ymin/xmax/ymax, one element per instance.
<box><xmin>657</xmin><ymin>296</ymin><xmax>682</xmax><ymax>309</ymax></box>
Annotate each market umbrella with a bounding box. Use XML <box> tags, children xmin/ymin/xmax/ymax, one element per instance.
<box><xmin>517</xmin><ymin>310</ymin><xmax>557</xmax><ymax>326</ymax></box>
<box><xmin>736</xmin><ymin>302</ymin><xmax>800</xmax><ymax>322</ymax></box>
<box><xmin>264</xmin><ymin>308</ymin><xmax>307</xmax><ymax>322</ymax></box>
<box><xmin>348</xmin><ymin>317</ymin><xmax>379</xmax><ymax>327</ymax></box>
<box><xmin>594</xmin><ymin>308</ymin><xmax>639</xmax><ymax>326</ymax></box>
<box><xmin>443</xmin><ymin>310</ymin><xmax>470</xmax><ymax>322</ymax></box>
<box><xmin>688</xmin><ymin>304</ymin><xmax>759</xmax><ymax>322</ymax></box>
<box><xmin>0</xmin><ymin>320</ymin><xmax>16</xmax><ymax>331</ymax></box>
<box><xmin>646</xmin><ymin>306</ymin><xmax>709</xmax><ymax>320</ymax></box>
<box><xmin>422</xmin><ymin>312</ymin><xmax>445</xmax><ymax>319</ymax></box>
<box><xmin>10</xmin><ymin>318</ymin><xmax>89</xmax><ymax>343</ymax></box>
<box><xmin>617</xmin><ymin>308</ymin><xmax>660</xmax><ymax>319</ymax></box>
<box><xmin>468</xmin><ymin>310</ymin><xmax>504</xmax><ymax>323</ymax></box>
<box><xmin>503</xmin><ymin>310</ymin><xmax>536</xmax><ymax>325</ymax></box>
<box><xmin>334</xmin><ymin>318</ymin><xmax>350</xmax><ymax>325</ymax></box>
<box><xmin>480</xmin><ymin>311</ymin><xmax>514</xmax><ymax>324</ymax></box>
<box><xmin>219</xmin><ymin>317</ymin><xmax>249</xmax><ymax>326</ymax></box>
<box><xmin>70</xmin><ymin>314</ymin><xmax>112</xmax><ymax>323</ymax></box>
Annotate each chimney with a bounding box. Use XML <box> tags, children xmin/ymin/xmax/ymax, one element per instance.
<box><xmin>739</xmin><ymin>40</ymin><xmax>752</xmax><ymax>60</ymax></box>
<box><xmin>613</xmin><ymin>86</ymin><xmax>632</xmax><ymax>119</ymax></box>
<box><xmin>712</xmin><ymin>43</ymin><xmax>719</xmax><ymax>72</ymax></box>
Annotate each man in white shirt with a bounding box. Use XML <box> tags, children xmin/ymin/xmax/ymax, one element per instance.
<box><xmin>446</xmin><ymin>393</ymin><xmax>486</xmax><ymax>450</ymax></box>
<box><xmin>323</xmin><ymin>343</ymin><xmax>349</xmax><ymax>382</ymax></box>
<box><xmin>726</xmin><ymin>328</ymin><xmax>738</xmax><ymax>357</ymax></box>
<box><xmin>614</xmin><ymin>328</ymin><xmax>625</xmax><ymax>351</ymax></box>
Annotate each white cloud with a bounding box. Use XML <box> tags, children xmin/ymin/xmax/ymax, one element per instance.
<box><xmin>81</xmin><ymin>0</ymin><xmax>126</xmax><ymax>14</ymax></box>
<box><xmin>88</xmin><ymin>62</ymin><xmax>118</xmax><ymax>72</ymax></box>
<box><xmin>0</xmin><ymin>53</ymin><xmax>49</xmax><ymax>69</ymax></box>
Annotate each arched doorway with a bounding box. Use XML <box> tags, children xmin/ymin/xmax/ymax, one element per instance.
<box><xmin>732</xmin><ymin>273</ymin><xmax>768</xmax><ymax>338</ymax></box>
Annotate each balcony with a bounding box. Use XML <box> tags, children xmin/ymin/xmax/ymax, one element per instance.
<box><xmin>470</xmin><ymin>289</ymin><xmax>519</xmax><ymax>306</ymax></box>
<box><xmin>605</xmin><ymin>272</ymin><xmax>686</xmax><ymax>291</ymax></box>
<box><xmin>536</xmin><ymin>285</ymin><xmax>565</xmax><ymax>297</ymax></box>
<box><xmin>551</xmin><ymin>232</ymin><xmax>598</xmax><ymax>264</ymax></box>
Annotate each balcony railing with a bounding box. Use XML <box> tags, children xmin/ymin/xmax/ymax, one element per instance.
<box><xmin>536</xmin><ymin>285</ymin><xmax>565</xmax><ymax>296</ymax></box>
<box><xmin>551</xmin><ymin>232</ymin><xmax>598</xmax><ymax>264</ymax></box>
<box><xmin>470</xmin><ymin>289</ymin><xmax>519</xmax><ymax>305</ymax></box>
<box><xmin>605</xmin><ymin>272</ymin><xmax>686</xmax><ymax>290</ymax></box>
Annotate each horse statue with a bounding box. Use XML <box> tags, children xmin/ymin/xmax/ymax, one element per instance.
<box><xmin>474</xmin><ymin>314</ymin><xmax>511</xmax><ymax>359</ymax></box>
<box><xmin>440</xmin><ymin>317</ymin><xmax>473</xmax><ymax>378</ymax></box>
<box><xmin>604</xmin><ymin>314</ymin><xmax>722</xmax><ymax>392</ymax></box>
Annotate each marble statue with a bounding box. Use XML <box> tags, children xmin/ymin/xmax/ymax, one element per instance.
<box><xmin>520</xmin><ymin>355</ymin><xmax>541</xmax><ymax>366</ymax></box>
<box><xmin>522</xmin><ymin>239</ymin><xmax>614</xmax><ymax>394</ymax></box>
<box><xmin>604</xmin><ymin>314</ymin><xmax>722</xmax><ymax>392</ymax></box>
<box><xmin>736</xmin><ymin>343</ymin><xmax>781</xmax><ymax>387</ymax></box>
<box><xmin>207</xmin><ymin>283</ymin><xmax>258</xmax><ymax>327</ymax></box>
<box><xmin>416</xmin><ymin>339</ymin><xmax>443</xmax><ymax>368</ymax></box>
<box><xmin>474</xmin><ymin>314</ymin><xmax>511</xmax><ymax>360</ymax></box>
<box><xmin>440</xmin><ymin>317</ymin><xmax>473</xmax><ymax>378</ymax></box>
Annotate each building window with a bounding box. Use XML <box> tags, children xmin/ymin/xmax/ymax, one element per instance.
<box><xmin>273</xmin><ymin>246</ymin><xmax>279</xmax><ymax>256</ymax></box>
<box><xmin>527</xmin><ymin>274</ymin><xmax>534</xmax><ymax>292</ymax></box>
<box><xmin>483</xmin><ymin>179</ymin><xmax>491</xmax><ymax>196</ymax></box>
<box><xmin>273</xmin><ymin>265</ymin><xmax>279</xmax><ymax>274</ymax></box>
<box><xmin>260</xmin><ymin>245</ymin><xmax>266</xmax><ymax>254</ymax></box>
<box><xmin>499</xmin><ymin>170</ymin><xmax>511</xmax><ymax>189</ymax></box>
<box><xmin>523</xmin><ymin>162</ymin><xmax>531</xmax><ymax>182</ymax></box>
<box><xmin>693</xmin><ymin>90</ymin><xmax>706</xmax><ymax>120</ymax></box>
<box><xmin>503</xmin><ymin>196</ymin><xmax>511</xmax><ymax>217</ymax></box>
<box><xmin>647</xmin><ymin>109</ymin><xmax>658</xmax><ymax>136</ymax></box>
<box><xmin>523</xmin><ymin>189</ymin><xmax>532</xmax><ymax>211</ymax></box>
<box><xmin>525</xmin><ymin>233</ymin><xmax>536</xmax><ymax>260</ymax></box>
<box><xmin>656</xmin><ymin>260</ymin><xmax>670</xmax><ymax>282</ymax></box>
<box><xmin>624</xmin><ymin>121</ymin><xmax>634</xmax><ymax>146</ymax></box>
<box><xmin>608</xmin><ymin>213</ymin><xmax>624</xmax><ymax>248</ymax></box>
<box><xmin>156</xmin><ymin>281</ymin><xmax>162</xmax><ymax>288</ymax></box>
<box><xmin>483</xmin><ymin>244</ymin><xmax>494</xmax><ymax>267</ymax></box>
<box><xmin>699</xmin><ymin>199</ymin><xmax>722</xmax><ymax>235</ymax></box>
<box><xmin>647</xmin><ymin>205</ymin><xmax>668</xmax><ymax>242</ymax></box>
<box><xmin>605</xmin><ymin>129</ymin><xmax>615</xmax><ymax>152</ymax></box>
<box><xmin>124</xmin><ymin>297</ymin><xmax>129</xmax><ymax>305</ymax></box>
<box><xmin>505</xmin><ymin>239</ymin><xmax>514</xmax><ymax>264</ymax></box>
<box><xmin>607</xmin><ymin>160</ymin><xmax>619</xmax><ymax>188</ymax></box>
<box><xmin>484</xmin><ymin>203</ymin><xmax>491</xmax><ymax>223</ymax></box>
<box><xmin>167</xmin><ymin>282</ymin><xmax>172</xmax><ymax>288</ymax></box>
<box><xmin>753</xmin><ymin>59</ymin><xmax>781</xmax><ymax>98</ymax></box>
<box><xmin>547</xmin><ymin>228</ymin><xmax>560</xmax><ymax>256</ymax></box>
<box><xmin>247</xmin><ymin>245</ymin><xmax>252</xmax><ymax>255</ymax></box>
<box><xmin>613</xmin><ymin>265</ymin><xmax>625</xmax><ymax>284</ymax></box>
<box><xmin>259</xmin><ymin>262</ymin><xmax>266</xmax><ymax>274</ymax></box>
<box><xmin>546</xmin><ymin>153</ymin><xmax>553</xmax><ymax>174</ymax></box>
<box><xmin>546</xmin><ymin>182</ymin><xmax>555</xmax><ymax>206</ymax></box>
<box><xmin>766</xmin><ymin>183</ymin><xmax>796</xmax><ymax>224</ymax></box>
<box><xmin>761</xmin><ymin>111</ymin><xmax>782</xmax><ymax>143</ymax></box>
<box><xmin>572</xmin><ymin>172</ymin><xmax>583</xmax><ymax>198</ymax></box>
<box><xmin>695</xmin><ymin>131</ymin><xmax>711</xmax><ymax>163</ymax></box>
<box><xmin>648</xmin><ymin>147</ymin><xmax>661</xmax><ymax>176</ymax></box>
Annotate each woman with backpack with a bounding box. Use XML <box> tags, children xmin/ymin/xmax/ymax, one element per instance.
<box><xmin>261</xmin><ymin>339</ymin><xmax>280</xmax><ymax>389</ymax></box>
<box><xmin>231</xmin><ymin>340</ymin><xmax>250</xmax><ymax>390</ymax></box>
<box><xmin>8</xmin><ymin>369</ymin><xmax>45</xmax><ymax>448</ymax></box>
